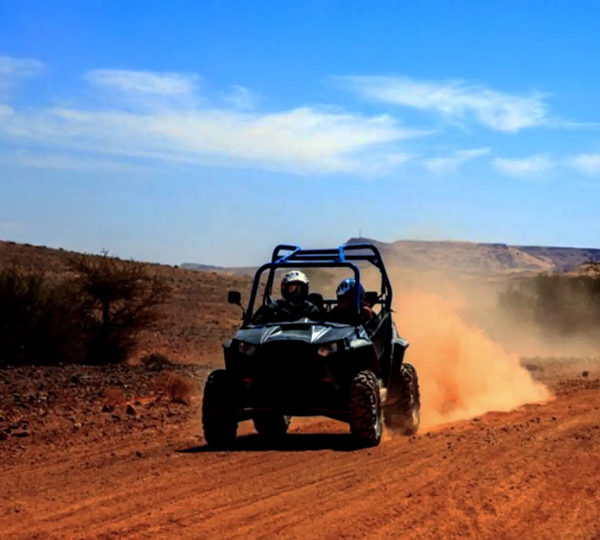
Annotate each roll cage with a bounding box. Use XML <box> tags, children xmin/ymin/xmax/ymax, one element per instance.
<box><xmin>242</xmin><ymin>243</ymin><xmax>393</xmax><ymax>327</ymax></box>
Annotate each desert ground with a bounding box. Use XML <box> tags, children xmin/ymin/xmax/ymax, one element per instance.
<box><xmin>1</xmin><ymin>241</ymin><xmax>600</xmax><ymax>539</ymax></box>
<box><xmin>2</xmin><ymin>359</ymin><xmax>600</xmax><ymax>539</ymax></box>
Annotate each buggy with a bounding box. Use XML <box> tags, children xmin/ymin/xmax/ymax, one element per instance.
<box><xmin>202</xmin><ymin>243</ymin><xmax>421</xmax><ymax>448</ymax></box>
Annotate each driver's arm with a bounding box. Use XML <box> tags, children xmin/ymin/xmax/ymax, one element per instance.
<box><xmin>251</xmin><ymin>303</ymin><xmax>273</xmax><ymax>324</ymax></box>
<box><xmin>306</xmin><ymin>302</ymin><xmax>323</xmax><ymax>321</ymax></box>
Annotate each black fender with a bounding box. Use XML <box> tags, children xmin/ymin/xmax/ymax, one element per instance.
<box><xmin>386</xmin><ymin>337</ymin><xmax>409</xmax><ymax>405</ymax></box>
<box><xmin>342</xmin><ymin>337</ymin><xmax>379</xmax><ymax>379</ymax></box>
<box><xmin>222</xmin><ymin>339</ymin><xmax>235</xmax><ymax>370</ymax></box>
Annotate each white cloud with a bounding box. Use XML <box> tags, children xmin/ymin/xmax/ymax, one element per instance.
<box><xmin>0</xmin><ymin>105</ymin><xmax>429</xmax><ymax>175</ymax></box>
<box><xmin>0</xmin><ymin>149</ymin><xmax>149</xmax><ymax>173</ymax></box>
<box><xmin>0</xmin><ymin>55</ymin><xmax>44</xmax><ymax>92</ymax></box>
<box><xmin>568</xmin><ymin>153</ymin><xmax>600</xmax><ymax>175</ymax></box>
<box><xmin>493</xmin><ymin>154</ymin><xmax>555</xmax><ymax>176</ymax></box>
<box><xmin>86</xmin><ymin>69</ymin><xmax>198</xmax><ymax>95</ymax></box>
<box><xmin>424</xmin><ymin>147</ymin><xmax>490</xmax><ymax>173</ymax></box>
<box><xmin>221</xmin><ymin>85</ymin><xmax>257</xmax><ymax>111</ymax></box>
<box><xmin>338</xmin><ymin>76</ymin><xmax>547</xmax><ymax>132</ymax></box>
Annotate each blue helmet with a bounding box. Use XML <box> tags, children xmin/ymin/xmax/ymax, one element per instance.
<box><xmin>336</xmin><ymin>278</ymin><xmax>364</xmax><ymax>302</ymax></box>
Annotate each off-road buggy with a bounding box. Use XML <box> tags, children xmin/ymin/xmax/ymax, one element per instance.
<box><xmin>202</xmin><ymin>243</ymin><xmax>421</xmax><ymax>448</ymax></box>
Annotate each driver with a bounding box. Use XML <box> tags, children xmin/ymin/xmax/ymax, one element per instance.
<box><xmin>252</xmin><ymin>270</ymin><xmax>321</xmax><ymax>324</ymax></box>
<box><xmin>327</xmin><ymin>278</ymin><xmax>374</xmax><ymax>324</ymax></box>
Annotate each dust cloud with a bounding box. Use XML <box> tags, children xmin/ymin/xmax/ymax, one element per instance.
<box><xmin>383</xmin><ymin>269</ymin><xmax>552</xmax><ymax>429</ymax></box>
<box><xmin>394</xmin><ymin>293</ymin><xmax>551</xmax><ymax>429</ymax></box>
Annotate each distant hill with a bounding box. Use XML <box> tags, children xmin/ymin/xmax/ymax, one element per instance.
<box><xmin>0</xmin><ymin>240</ymin><xmax>252</xmax><ymax>365</ymax></box>
<box><xmin>344</xmin><ymin>237</ymin><xmax>600</xmax><ymax>274</ymax></box>
<box><xmin>183</xmin><ymin>238</ymin><xmax>600</xmax><ymax>276</ymax></box>
<box><xmin>180</xmin><ymin>263</ymin><xmax>256</xmax><ymax>277</ymax></box>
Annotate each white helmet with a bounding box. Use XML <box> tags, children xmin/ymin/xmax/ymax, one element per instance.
<box><xmin>281</xmin><ymin>270</ymin><xmax>309</xmax><ymax>305</ymax></box>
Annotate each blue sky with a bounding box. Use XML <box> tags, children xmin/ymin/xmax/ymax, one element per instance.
<box><xmin>1</xmin><ymin>1</ymin><xmax>600</xmax><ymax>266</ymax></box>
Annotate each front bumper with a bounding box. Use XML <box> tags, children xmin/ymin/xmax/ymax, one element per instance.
<box><xmin>227</xmin><ymin>342</ymin><xmax>350</xmax><ymax>420</ymax></box>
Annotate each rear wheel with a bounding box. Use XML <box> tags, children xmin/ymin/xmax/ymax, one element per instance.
<box><xmin>384</xmin><ymin>362</ymin><xmax>420</xmax><ymax>436</ymax></box>
<box><xmin>253</xmin><ymin>413</ymin><xmax>291</xmax><ymax>439</ymax></box>
<box><xmin>202</xmin><ymin>369</ymin><xmax>238</xmax><ymax>449</ymax></box>
<box><xmin>349</xmin><ymin>370</ymin><xmax>383</xmax><ymax>447</ymax></box>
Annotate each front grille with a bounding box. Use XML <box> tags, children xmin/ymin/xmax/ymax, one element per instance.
<box><xmin>250</xmin><ymin>342</ymin><xmax>328</xmax><ymax>406</ymax></box>
<box><xmin>259</xmin><ymin>343</ymin><xmax>323</xmax><ymax>382</ymax></box>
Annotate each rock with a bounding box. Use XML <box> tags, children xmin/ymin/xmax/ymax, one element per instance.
<box><xmin>70</xmin><ymin>375</ymin><xmax>80</xmax><ymax>384</ymax></box>
<box><xmin>102</xmin><ymin>404</ymin><xmax>114</xmax><ymax>413</ymax></box>
<box><xmin>73</xmin><ymin>423</ymin><xmax>82</xmax><ymax>429</ymax></box>
<box><xmin>12</xmin><ymin>431</ymin><xmax>29</xmax><ymax>438</ymax></box>
<box><xmin>126</xmin><ymin>405</ymin><xmax>137</xmax><ymax>416</ymax></box>
<box><xmin>582</xmin><ymin>371</ymin><xmax>589</xmax><ymax>378</ymax></box>
<box><xmin>0</xmin><ymin>432</ymin><xmax>7</xmax><ymax>441</ymax></box>
<box><xmin>111</xmin><ymin>414</ymin><xmax>121</xmax><ymax>422</ymax></box>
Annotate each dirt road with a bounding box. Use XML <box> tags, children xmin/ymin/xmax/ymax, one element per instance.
<box><xmin>2</xmin><ymin>377</ymin><xmax>600</xmax><ymax>540</ymax></box>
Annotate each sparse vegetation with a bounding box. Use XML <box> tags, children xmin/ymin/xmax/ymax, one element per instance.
<box><xmin>102</xmin><ymin>387</ymin><xmax>127</xmax><ymax>409</ymax></box>
<box><xmin>154</xmin><ymin>371</ymin><xmax>196</xmax><ymax>405</ymax></box>
<box><xmin>0</xmin><ymin>266</ymin><xmax>88</xmax><ymax>366</ymax></box>
<box><xmin>141</xmin><ymin>353</ymin><xmax>173</xmax><ymax>370</ymax></box>
<box><xmin>67</xmin><ymin>250</ymin><xmax>171</xmax><ymax>365</ymax></box>
<box><xmin>0</xmin><ymin>251</ymin><xmax>171</xmax><ymax>367</ymax></box>
<box><xmin>499</xmin><ymin>265</ymin><xmax>600</xmax><ymax>342</ymax></box>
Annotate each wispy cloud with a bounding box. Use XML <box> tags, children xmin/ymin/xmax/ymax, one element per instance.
<box><xmin>338</xmin><ymin>76</ymin><xmax>547</xmax><ymax>132</ymax></box>
<box><xmin>568</xmin><ymin>153</ymin><xmax>600</xmax><ymax>175</ymax></box>
<box><xmin>221</xmin><ymin>85</ymin><xmax>257</xmax><ymax>111</ymax></box>
<box><xmin>0</xmin><ymin>55</ymin><xmax>45</xmax><ymax>93</ymax></box>
<box><xmin>424</xmin><ymin>147</ymin><xmax>490</xmax><ymax>173</ymax></box>
<box><xmin>0</xmin><ymin>58</ymin><xmax>438</xmax><ymax>175</ymax></box>
<box><xmin>12</xmin><ymin>57</ymin><xmax>600</xmax><ymax>179</ymax></box>
<box><xmin>0</xmin><ymin>149</ymin><xmax>150</xmax><ymax>173</ymax></box>
<box><xmin>86</xmin><ymin>69</ymin><xmax>198</xmax><ymax>95</ymax></box>
<box><xmin>493</xmin><ymin>154</ymin><xmax>555</xmax><ymax>176</ymax></box>
<box><xmin>0</xmin><ymin>104</ymin><xmax>429</xmax><ymax>175</ymax></box>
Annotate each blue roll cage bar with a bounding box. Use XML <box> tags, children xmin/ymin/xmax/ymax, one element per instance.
<box><xmin>243</xmin><ymin>243</ymin><xmax>393</xmax><ymax>326</ymax></box>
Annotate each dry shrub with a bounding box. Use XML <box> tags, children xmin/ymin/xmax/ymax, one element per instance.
<box><xmin>141</xmin><ymin>353</ymin><xmax>172</xmax><ymax>371</ymax></box>
<box><xmin>153</xmin><ymin>371</ymin><xmax>196</xmax><ymax>405</ymax></box>
<box><xmin>0</xmin><ymin>266</ymin><xmax>88</xmax><ymax>366</ymax></box>
<box><xmin>0</xmin><ymin>250</ymin><xmax>171</xmax><ymax>367</ymax></box>
<box><xmin>102</xmin><ymin>387</ymin><xmax>127</xmax><ymax>408</ymax></box>
<box><xmin>499</xmin><ymin>270</ymin><xmax>600</xmax><ymax>345</ymax></box>
<box><xmin>68</xmin><ymin>250</ymin><xmax>171</xmax><ymax>365</ymax></box>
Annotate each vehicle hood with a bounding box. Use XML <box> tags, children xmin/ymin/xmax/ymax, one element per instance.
<box><xmin>234</xmin><ymin>319</ymin><xmax>360</xmax><ymax>346</ymax></box>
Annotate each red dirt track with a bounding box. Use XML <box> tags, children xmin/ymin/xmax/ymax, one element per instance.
<box><xmin>2</xmin><ymin>379</ymin><xmax>600</xmax><ymax>539</ymax></box>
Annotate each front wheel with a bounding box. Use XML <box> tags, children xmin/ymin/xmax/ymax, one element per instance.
<box><xmin>202</xmin><ymin>369</ymin><xmax>239</xmax><ymax>449</ymax></box>
<box><xmin>348</xmin><ymin>370</ymin><xmax>383</xmax><ymax>447</ymax></box>
<box><xmin>384</xmin><ymin>363</ymin><xmax>420</xmax><ymax>436</ymax></box>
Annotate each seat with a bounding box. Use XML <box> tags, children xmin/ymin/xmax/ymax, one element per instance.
<box><xmin>307</xmin><ymin>292</ymin><xmax>325</xmax><ymax>312</ymax></box>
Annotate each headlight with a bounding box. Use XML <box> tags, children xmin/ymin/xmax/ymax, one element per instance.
<box><xmin>238</xmin><ymin>341</ymin><xmax>257</xmax><ymax>356</ymax></box>
<box><xmin>317</xmin><ymin>342</ymin><xmax>338</xmax><ymax>357</ymax></box>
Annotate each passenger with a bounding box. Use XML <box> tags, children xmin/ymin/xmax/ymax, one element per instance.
<box><xmin>328</xmin><ymin>278</ymin><xmax>374</xmax><ymax>325</ymax></box>
<box><xmin>252</xmin><ymin>270</ymin><xmax>321</xmax><ymax>324</ymax></box>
